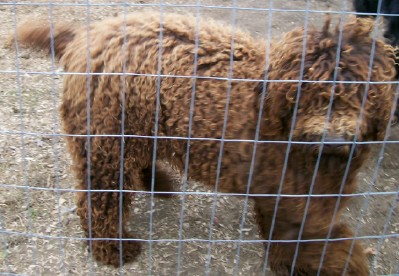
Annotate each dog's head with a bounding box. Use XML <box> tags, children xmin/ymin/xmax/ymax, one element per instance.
<box><xmin>259</xmin><ymin>16</ymin><xmax>397</xmax><ymax>159</ymax></box>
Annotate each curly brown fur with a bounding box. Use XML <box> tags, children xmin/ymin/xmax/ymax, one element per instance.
<box><xmin>10</xmin><ymin>13</ymin><xmax>396</xmax><ymax>274</ymax></box>
<box><xmin>6</xmin><ymin>20</ymin><xmax>77</xmax><ymax>58</ymax></box>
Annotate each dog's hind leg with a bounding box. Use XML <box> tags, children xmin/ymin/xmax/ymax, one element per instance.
<box><xmin>254</xmin><ymin>199</ymin><xmax>369</xmax><ymax>275</ymax></box>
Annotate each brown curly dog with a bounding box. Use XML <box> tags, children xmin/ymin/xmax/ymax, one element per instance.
<box><xmin>10</xmin><ymin>12</ymin><xmax>396</xmax><ymax>275</ymax></box>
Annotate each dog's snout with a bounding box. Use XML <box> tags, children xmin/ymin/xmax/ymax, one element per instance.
<box><xmin>324</xmin><ymin>136</ymin><xmax>347</xmax><ymax>144</ymax></box>
<box><xmin>322</xmin><ymin>135</ymin><xmax>351</xmax><ymax>156</ymax></box>
<box><xmin>297</xmin><ymin>133</ymin><xmax>356</xmax><ymax>158</ymax></box>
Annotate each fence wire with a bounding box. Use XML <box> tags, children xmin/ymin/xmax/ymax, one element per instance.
<box><xmin>0</xmin><ymin>0</ymin><xmax>398</xmax><ymax>275</ymax></box>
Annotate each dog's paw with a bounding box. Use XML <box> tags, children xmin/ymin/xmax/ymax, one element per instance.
<box><xmin>91</xmin><ymin>238</ymin><xmax>142</xmax><ymax>267</ymax></box>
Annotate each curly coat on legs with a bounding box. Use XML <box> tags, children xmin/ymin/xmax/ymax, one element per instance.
<box><xmin>10</xmin><ymin>13</ymin><xmax>397</xmax><ymax>275</ymax></box>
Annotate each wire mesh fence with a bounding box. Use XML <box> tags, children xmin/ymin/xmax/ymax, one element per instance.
<box><xmin>0</xmin><ymin>0</ymin><xmax>398</xmax><ymax>275</ymax></box>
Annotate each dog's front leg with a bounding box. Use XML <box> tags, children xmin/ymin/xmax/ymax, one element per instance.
<box><xmin>254</xmin><ymin>198</ymin><xmax>369</xmax><ymax>275</ymax></box>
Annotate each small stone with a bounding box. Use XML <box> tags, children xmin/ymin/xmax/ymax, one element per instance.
<box><xmin>19</xmin><ymin>53</ymin><xmax>30</xmax><ymax>59</ymax></box>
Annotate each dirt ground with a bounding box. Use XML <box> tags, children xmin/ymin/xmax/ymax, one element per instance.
<box><xmin>0</xmin><ymin>0</ymin><xmax>398</xmax><ymax>275</ymax></box>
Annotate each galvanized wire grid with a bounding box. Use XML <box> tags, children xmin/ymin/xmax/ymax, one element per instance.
<box><xmin>0</xmin><ymin>0</ymin><xmax>398</xmax><ymax>275</ymax></box>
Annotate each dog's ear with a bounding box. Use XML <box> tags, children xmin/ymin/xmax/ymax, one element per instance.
<box><xmin>372</xmin><ymin>116</ymin><xmax>390</xmax><ymax>141</ymax></box>
<box><xmin>367</xmin><ymin>83</ymin><xmax>397</xmax><ymax>141</ymax></box>
<box><xmin>374</xmin><ymin>103</ymin><xmax>396</xmax><ymax>141</ymax></box>
<box><xmin>254</xmin><ymin>80</ymin><xmax>292</xmax><ymax>137</ymax></box>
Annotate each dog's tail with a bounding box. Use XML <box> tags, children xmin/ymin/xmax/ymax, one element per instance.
<box><xmin>6</xmin><ymin>21</ymin><xmax>77</xmax><ymax>58</ymax></box>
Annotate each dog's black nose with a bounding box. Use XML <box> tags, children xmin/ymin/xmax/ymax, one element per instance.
<box><xmin>324</xmin><ymin>135</ymin><xmax>347</xmax><ymax>143</ymax></box>
<box><xmin>322</xmin><ymin>135</ymin><xmax>351</xmax><ymax>156</ymax></box>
